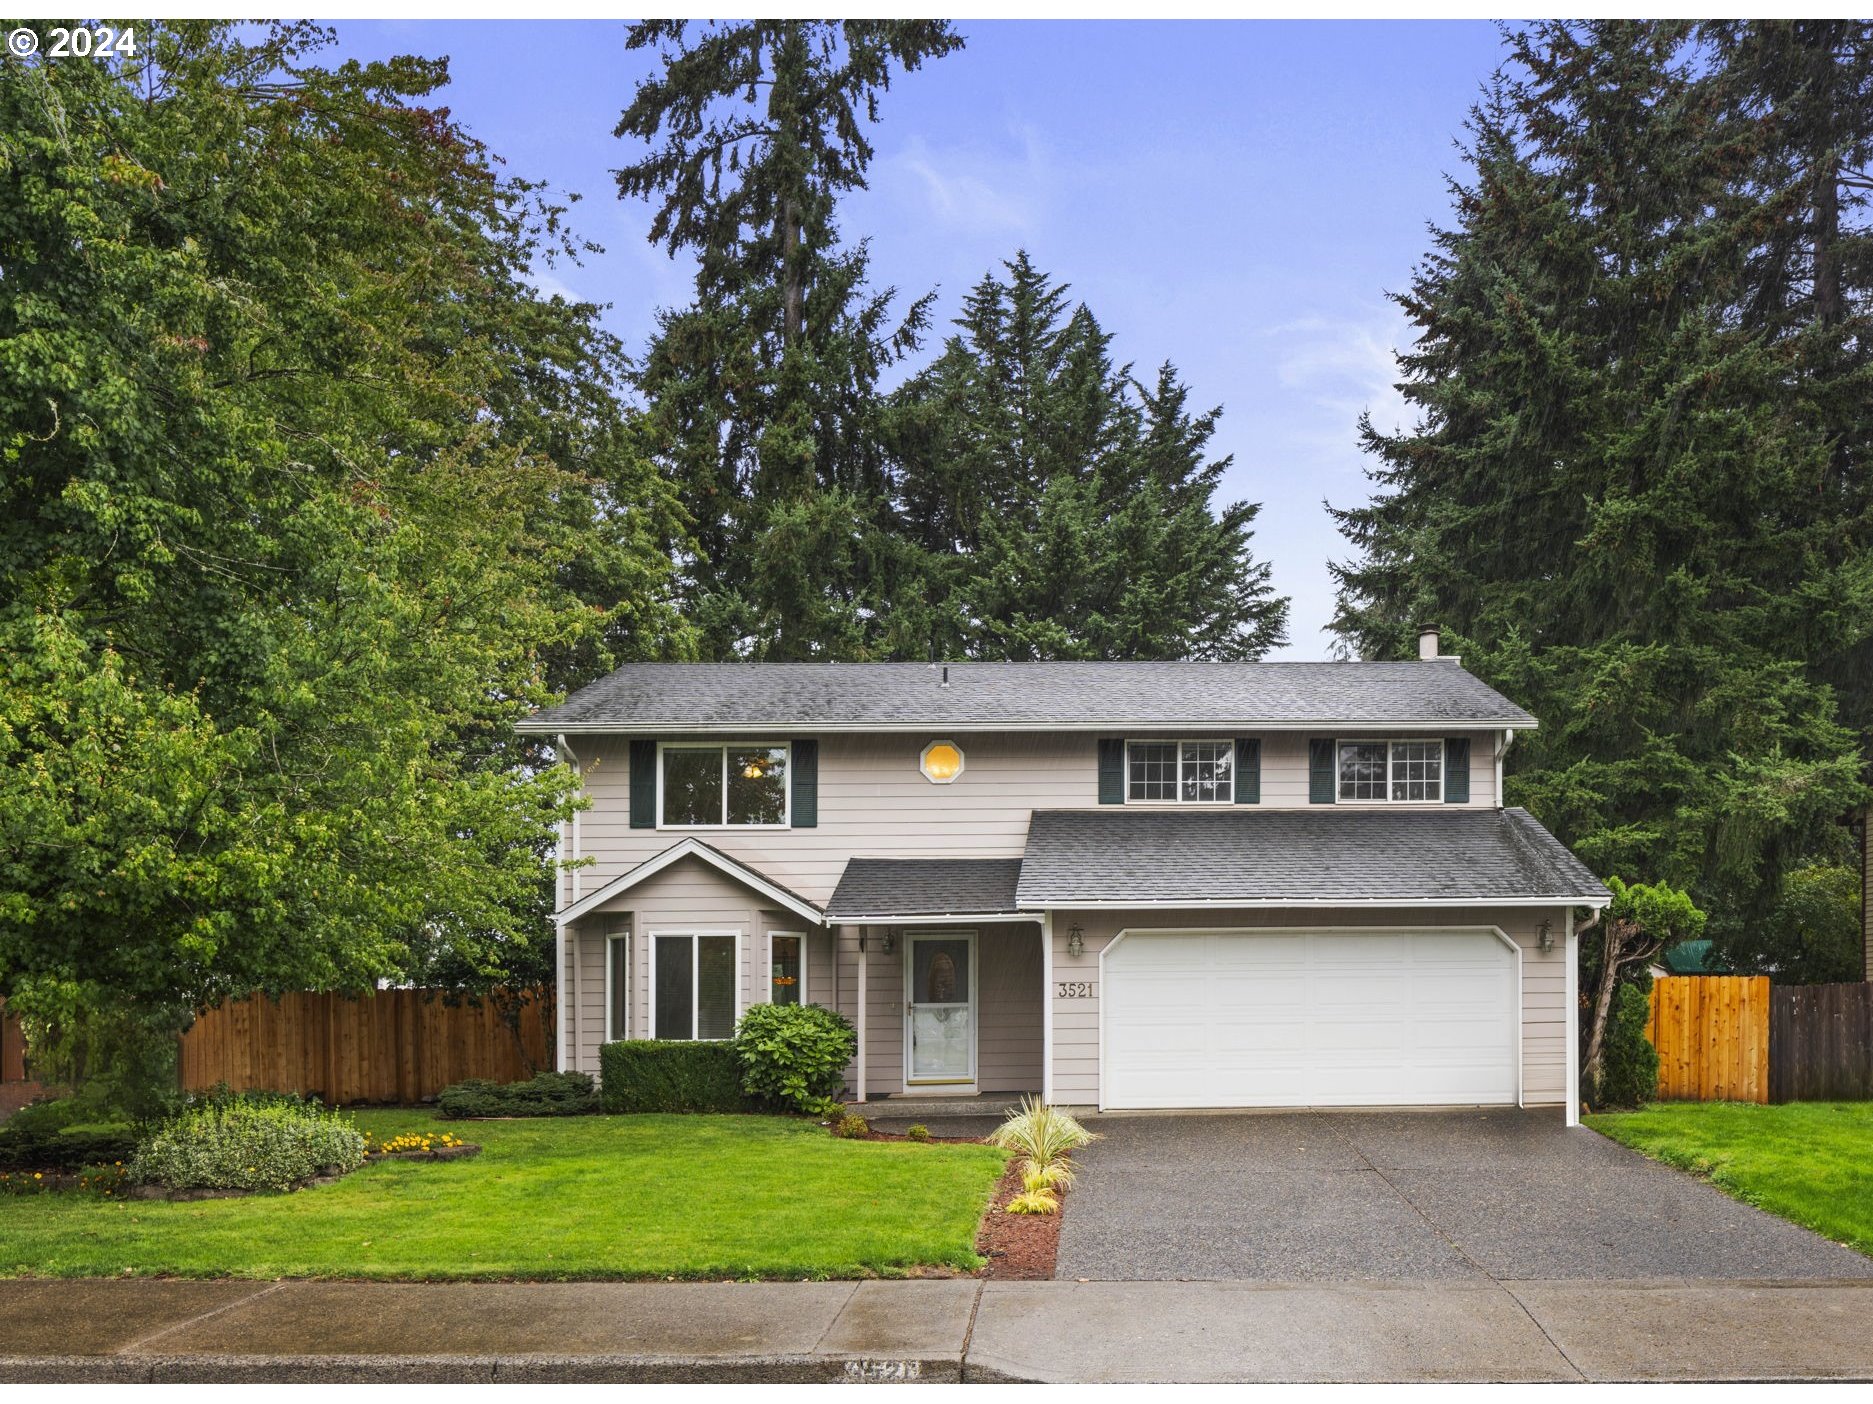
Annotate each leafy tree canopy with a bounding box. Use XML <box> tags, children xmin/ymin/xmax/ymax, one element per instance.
<box><xmin>0</xmin><ymin>22</ymin><xmax>684</xmax><ymax>1061</ymax></box>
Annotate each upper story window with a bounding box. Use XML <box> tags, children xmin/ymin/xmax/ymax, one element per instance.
<box><xmin>1127</xmin><ymin>740</ymin><xmax>1234</xmax><ymax>804</ymax></box>
<box><xmin>1338</xmin><ymin>740</ymin><xmax>1442</xmax><ymax>802</ymax></box>
<box><xmin>660</xmin><ymin>743</ymin><xmax>789</xmax><ymax>827</ymax></box>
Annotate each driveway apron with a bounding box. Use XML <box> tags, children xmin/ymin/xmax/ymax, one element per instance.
<box><xmin>1053</xmin><ymin>1108</ymin><xmax>1873</xmax><ymax>1282</ymax></box>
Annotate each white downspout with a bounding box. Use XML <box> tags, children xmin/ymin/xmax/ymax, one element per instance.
<box><xmin>557</xmin><ymin>733</ymin><xmax>584</xmax><ymax>1073</ymax></box>
<box><xmin>1039</xmin><ymin>911</ymin><xmax>1054</xmax><ymax>1103</ymax></box>
<box><xmin>1497</xmin><ymin>727</ymin><xmax>1513</xmax><ymax>807</ymax></box>
<box><xmin>856</xmin><ymin>927</ymin><xmax>869</xmax><ymax>1104</ymax></box>
<box><xmin>1565</xmin><ymin>906</ymin><xmax>1580</xmax><ymax>1127</ymax></box>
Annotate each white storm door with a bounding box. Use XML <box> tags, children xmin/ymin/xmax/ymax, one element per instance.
<box><xmin>906</xmin><ymin>931</ymin><xmax>976</xmax><ymax>1084</ymax></box>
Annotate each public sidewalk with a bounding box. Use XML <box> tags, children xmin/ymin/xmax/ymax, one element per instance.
<box><xmin>3</xmin><ymin>1275</ymin><xmax>1872</xmax><ymax>1382</ymax></box>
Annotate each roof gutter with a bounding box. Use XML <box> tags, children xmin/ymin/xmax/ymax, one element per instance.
<box><xmin>1017</xmin><ymin>895</ymin><xmax>1611</xmax><ymax>911</ymax></box>
<box><xmin>518</xmin><ymin>718</ymin><xmax>1538</xmax><ymax>737</ymax></box>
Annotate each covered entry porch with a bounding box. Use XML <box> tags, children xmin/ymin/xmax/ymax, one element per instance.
<box><xmin>828</xmin><ymin>858</ymin><xmax>1045</xmax><ymax>1103</ymax></box>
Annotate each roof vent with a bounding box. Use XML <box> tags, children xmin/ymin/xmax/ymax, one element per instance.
<box><xmin>941</xmin><ymin>664</ymin><xmax>950</xmax><ymax>688</ymax></box>
<box><xmin>1417</xmin><ymin>626</ymin><xmax>1441</xmax><ymax>660</ymax></box>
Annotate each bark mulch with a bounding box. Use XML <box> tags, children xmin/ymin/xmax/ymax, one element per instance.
<box><xmin>975</xmin><ymin>1158</ymin><xmax>1065</xmax><ymax>1281</ymax></box>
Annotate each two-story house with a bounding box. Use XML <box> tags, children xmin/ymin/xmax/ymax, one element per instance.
<box><xmin>520</xmin><ymin>631</ymin><xmax>1610</xmax><ymax>1123</ymax></box>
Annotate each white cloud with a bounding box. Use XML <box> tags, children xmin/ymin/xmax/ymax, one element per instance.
<box><xmin>874</xmin><ymin>128</ymin><xmax>1049</xmax><ymax>237</ymax></box>
<box><xmin>1267</xmin><ymin>308</ymin><xmax>1417</xmax><ymax>446</ymax></box>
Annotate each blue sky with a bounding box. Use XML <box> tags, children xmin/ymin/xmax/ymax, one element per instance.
<box><xmin>330</xmin><ymin>19</ymin><xmax>1509</xmax><ymax>658</ymax></box>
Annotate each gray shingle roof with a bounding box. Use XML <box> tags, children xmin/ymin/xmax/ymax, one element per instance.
<box><xmin>1015</xmin><ymin>808</ymin><xmax>1607</xmax><ymax>906</ymax></box>
<box><xmin>519</xmin><ymin>661</ymin><xmax>1537</xmax><ymax>733</ymax></box>
<box><xmin>828</xmin><ymin>858</ymin><xmax>1025</xmax><ymax>921</ymax></box>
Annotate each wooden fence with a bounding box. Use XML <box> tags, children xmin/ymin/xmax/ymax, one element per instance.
<box><xmin>1646</xmin><ymin>975</ymin><xmax>1772</xmax><ymax>1103</ymax></box>
<box><xmin>177</xmin><ymin>989</ymin><xmax>553</xmax><ymax>1104</ymax></box>
<box><xmin>1769</xmin><ymin>983</ymin><xmax>1873</xmax><ymax>1103</ymax></box>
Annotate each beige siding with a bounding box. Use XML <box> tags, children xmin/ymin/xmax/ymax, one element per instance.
<box><xmin>1045</xmin><ymin>905</ymin><xmax>1571</xmax><ymax>1110</ymax></box>
<box><xmin>571</xmin><ymin>729</ymin><xmax>1503</xmax><ymax>907</ymax></box>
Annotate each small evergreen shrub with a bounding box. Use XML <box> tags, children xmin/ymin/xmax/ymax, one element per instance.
<box><xmin>734</xmin><ymin>1003</ymin><xmax>857</xmax><ymax>1112</ymax></box>
<box><xmin>833</xmin><ymin>1113</ymin><xmax>870</xmax><ymax>1139</ymax></box>
<box><xmin>1589</xmin><ymin>982</ymin><xmax>1660</xmax><ymax>1109</ymax></box>
<box><xmin>438</xmin><ymin>1071</ymin><xmax>598</xmax><ymax>1119</ymax></box>
<box><xmin>905</xmin><ymin>1124</ymin><xmax>931</xmax><ymax>1142</ymax></box>
<box><xmin>599</xmin><ymin>1041</ymin><xmax>748</xmax><ymax>1113</ymax></box>
<box><xmin>0</xmin><ymin>1105</ymin><xmax>138</xmax><ymax>1171</ymax></box>
<box><xmin>130</xmin><ymin>1101</ymin><xmax>366</xmax><ymax>1192</ymax></box>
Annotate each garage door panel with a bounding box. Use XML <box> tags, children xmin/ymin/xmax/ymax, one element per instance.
<box><xmin>1103</xmin><ymin>929</ymin><xmax>1517</xmax><ymax>1110</ymax></box>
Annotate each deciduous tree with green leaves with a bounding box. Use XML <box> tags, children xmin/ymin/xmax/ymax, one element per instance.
<box><xmin>0</xmin><ymin>22</ymin><xmax>683</xmax><ymax>1100</ymax></box>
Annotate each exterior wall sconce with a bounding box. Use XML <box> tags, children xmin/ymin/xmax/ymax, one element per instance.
<box><xmin>1066</xmin><ymin>924</ymin><xmax>1085</xmax><ymax>959</ymax></box>
<box><xmin>1537</xmin><ymin>919</ymin><xmax>1554</xmax><ymax>953</ymax></box>
<box><xmin>881</xmin><ymin>930</ymin><xmax>896</xmax><ymax>955</ymax></box>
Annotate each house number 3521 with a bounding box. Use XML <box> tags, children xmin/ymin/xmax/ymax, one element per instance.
<box><xmin>1055</xmin><ymin>980</ymin><xmax>1093</xmax><ymax>999</ymax></box>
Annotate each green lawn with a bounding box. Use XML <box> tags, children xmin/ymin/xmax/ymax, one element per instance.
<box><xmin>1587</xmin><ymin>1101</ymin><xmax>1873</xmax><ymax>1256</ymax></box>
<box><xmin>0</xmin><ymin>1110</ymin><xmax>1007</xmax><ymax>1281</ymax></box>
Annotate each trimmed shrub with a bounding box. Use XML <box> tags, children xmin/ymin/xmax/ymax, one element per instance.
<box><xmin>734</xmin><ymin>1003</ymin><xmax>857</xmax><ymax>1112</ymax></box>
<box><xmin>1589</xmin><ymin>981</ymin><xmax>1660</xmax><ymax>1109</ymax></box>
<box><xmin>833</xmin><ymin>1113</ymin><xmax>870</xmax><ymax>1139</ymax></box>
<box><xmin>599</xmin><ymin>1041</ymin><xmax>747</xmax><ymax>1113</ymax></box>
<box><xmin>905</xmin><ymin>1124</ymin><xmax>931</xmax><ymax>1143</ymax></box>
<box><xmin>130</xmin><ymin>1101</ymin><xmax>366</xmax><ymax>1192</ymax></box>
<box><xmin>0</xmin><ymin>1110</ymin><xmax>138</xmax><ymax>1172</ymax></box>
<box><xmin>438</xmin><ymin>1071</ymin><xmax>598</xmax><ymax>1119</ymax></box>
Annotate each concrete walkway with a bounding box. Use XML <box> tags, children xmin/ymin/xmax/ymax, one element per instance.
<box><xmin>4</xmin><ymin>1276</ymin><xmax>1872</xmax><ymax>1382</ymax></box>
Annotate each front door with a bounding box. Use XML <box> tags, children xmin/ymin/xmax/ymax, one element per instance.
<box><xmin>906</xmin><ymin>931</ymin><xmax>976</xmax><ymax>1085</ymax></box>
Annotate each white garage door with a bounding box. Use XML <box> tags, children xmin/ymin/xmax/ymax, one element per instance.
<box><xmin>1101</xmin><ymin>930</ymin><xmax>1518</xmax><ymax>1110</ymax></box>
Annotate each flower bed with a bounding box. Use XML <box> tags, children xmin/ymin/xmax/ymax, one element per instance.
<box><xmin>977</xmin><ymin>1158</ymin><xmax>1067</xmax><ymax>1280</ymax></box>
<box><xmin>363</xmin><ymin>1129</ymin><xmax>481</xmax><ymax>1161</ymax></box>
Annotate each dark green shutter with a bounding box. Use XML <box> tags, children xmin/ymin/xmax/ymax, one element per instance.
<box><xmin>1097</xmin><ymin>739</ymin><xmax>1126</xmax><ymax>804</ymax></box>
<box><xmin>1444</xmin><ymin>737</ymin><xmax>1470</xmax><ymax>804</ymax></box>
<box><xmin>629</xmin><ymin>740</ymin><xmax>656</xmax><ymax>829</ymax></box>
<box><xmin>1234</xmin><ymin>738</ymin><xmax>1260</xmax><ymax>804</ymax></box>
<box><xmin>791</xmin><ymin>738</ymin><xmax>818</xmax><ymax>828</ymax></box>
<box><xmin>1308</xmin><ymin>739</ymin><xmax>1336</xmax><ymax>804</ymax></box>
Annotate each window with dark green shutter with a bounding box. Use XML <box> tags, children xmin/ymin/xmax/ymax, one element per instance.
<box><xmin>1443</xmin><ymin>738</ymin><xmax>1470</xmax><ymax>804</ymax></box>
<box><xmin>1308</xmin><ymin>739</ymin><xmax>1336</xmax><ymax>804</ymax></box>
<box><xmin>1097</xmin><ymin>739</ymin><xmax>1125</xmax><ymax>804</ymax></box>
<box><xmin>629</xmin><ymin>740</ymin><xmax>657</xmax><ymax>829</ymax></box>
<box><xmin>1234</xmin><ymin>739</ymin><xmax>1260</xmax><ymax>804</ymax></box>
<box><xmin>791</xmin><ymin>738</ymin><xmax>818</xmax><ymax>828</ymax></box>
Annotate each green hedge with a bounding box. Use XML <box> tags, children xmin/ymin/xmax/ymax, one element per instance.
<box><xmin>437</xmin><ymin>1071</ymin><xmax>598</xmax><ymax>1119</ymax></box>
<box><xmin>599</xmin><ymin>1041</ymin><xmax>748</xmax><ymax>1113</ymax></box>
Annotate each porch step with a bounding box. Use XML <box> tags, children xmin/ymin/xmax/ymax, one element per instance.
<box><xmin>849</xmin><ymin>1093</ymin><xmax>1028</xmax><ymax>1121</ymax></box>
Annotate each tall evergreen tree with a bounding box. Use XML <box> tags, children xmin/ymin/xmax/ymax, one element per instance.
<box><xmin>616</xmin><ymin>20</ymin><xmax>962</xmax><ymax>658</ymax></box>
<box><xmin>890</xmin><ymin>254</ymin><xmax>1289</xmax><ymax>659</ymax></box>
<box><xmin>1330</xmin><ymin>21</ymin><xmax>1872</xmax><ymax>957</ymax></box>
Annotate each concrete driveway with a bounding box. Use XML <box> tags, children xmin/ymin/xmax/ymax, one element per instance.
<box><xmin>1055</xmin><ymin>1108</ymin><xmax>1873</xmax><ymax>1282</ymax></box>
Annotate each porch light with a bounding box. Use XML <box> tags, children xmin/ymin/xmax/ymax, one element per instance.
<box><xmin>1066</xmin><ymin>924</ymin><xmax>1084</xmax><ymax>959</ymax></box>
<box><xmin>881</xmin><ymin>930</ymin><xmax>896</xmax><ymax>954</ymax></box>
<box><xmin>1537</xmin><ymin>919</ymin><xmax>1554</xmax><ymax>953</ymax></box>
<box><xmin>919</xmin><ymin>740</ymin><xmax>964</xmax><ymax>784</ymax></box>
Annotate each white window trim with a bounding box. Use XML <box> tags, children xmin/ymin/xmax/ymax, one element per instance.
<box><xmin>604</xmin><ymin>928</ymin><xmax>632</xmax><ymax>1042</ymax></box>
<box><xmin>1124</xmin><ymin>738</ymin><xmax>1237</xmax><ymax>806</ymax></box>
<box><xmin>1335</xmin><ymin>738</ymin><xmax>1445</xmax><ymax>805</ymax></box>
<box><xmin>656</xmin><ymin>741</ymin><xmax>792</xmax><ymax>830</ymax></box>
<box><xmin>767</xmin><ymin>929</ymin><xmax>808</xmax><ymax>1007</ymax></box>
<box><xmin>647</xmin><ymin>929</ymin><xmax>743</xmax><ymax>1042</ymax></box>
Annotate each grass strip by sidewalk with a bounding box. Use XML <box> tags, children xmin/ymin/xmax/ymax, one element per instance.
<box><xmin>0</xmin><ymin>1109</ymin><xmax>1006</xmax><ymax>1281</ymax></box>
<box><xmin>1586</xmin><ymin>1101</ymin><xmax>1873</xmax><ymax>1256</ymax></box>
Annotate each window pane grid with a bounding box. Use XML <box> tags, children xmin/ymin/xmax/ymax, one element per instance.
<box><xmin>1130</xmin><ymin>740</ymin><xmax>1234</xmax><ymax>803</ymax></box>
<box><xmin>1180</xmin><ymin>740</ymin><xmax>1234</xmax><ymax>804</ymax></box>
<box><xmin>1390</xmin><ymin>741</ymin><xmax>1442</xmax><ymax>802</ymax></box>
<box><xmin>1127</xmin><ymin>742</ymin><xmax>1177</xmax><ymax>801</ymax></box>
<box><xmin>1338</xmin><ymin>742</ymin><xmax>1387</xmax><ymax>800</ymax></box>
